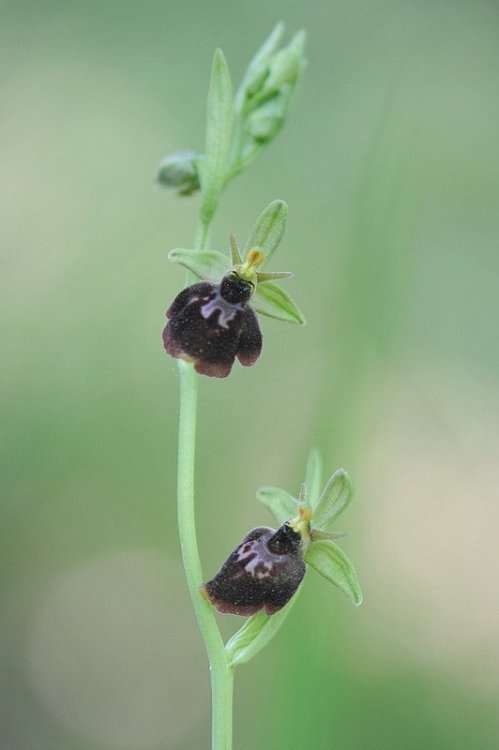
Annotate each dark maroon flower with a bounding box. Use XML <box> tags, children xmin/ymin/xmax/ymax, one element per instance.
<box><xmin>163</xmin><ymin>272</ymin><xmax>262</xmax><ymax>378</ymax></box>
<box><xmin>201</xmin><ymin>523</ymin><xmax>306</xmax><ymax>616</ymax></box>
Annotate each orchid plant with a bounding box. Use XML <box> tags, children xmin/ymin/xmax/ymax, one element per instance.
<box><xmin>158</xmin><ymin>23</ymin><xmax>362</xmax><ymax>750</ymax></box>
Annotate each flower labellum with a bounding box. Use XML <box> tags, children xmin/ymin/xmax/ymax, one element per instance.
<box><xmin>163</xmin><ymin>271</ymin><xmax>262</xmax><ymax>378</ymax></box>
<box><xmin>201</xmin><ymin>523</ymin><xmax>306</xmax><ymax>616</ymax></box>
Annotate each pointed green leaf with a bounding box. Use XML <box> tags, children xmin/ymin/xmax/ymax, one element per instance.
<box><xmin>225</xmin><ymin>592</ymin><xmax>299</xmax><ymax>667</ymax></box>
<box><xmin>314</xmin><ymin>469</ymin><xmax>353</xmax><ymax>531</ymax></box>
<box><xmin>305</xmin><ymin>448</ymin><xmax>322</xmax><ymax>508</ymax></box>
<box><xmin>244</xmin><ymin>199</ymin><xmax>288</xmax><ymax>266</ymax></box>
<box><xmin>305</xmin><ymin>540</ymin><xmax>362</xmax><ymax>606</ymax></box>
<box><xmin>253</xmin><ymin>281</ymin><xmax>305</xmax><ymax>325</ymax></box>
<box><xmin>168</xmin><ymin>248</ymin><xmax>230</xmax><ymax>282</ymax></box>
<box><xmin>200</xmin><ymin>49</ymin><xmax>233</xmax><ymax>224</ymax></box>
<box><xmin>256</xmin><ymin>486</ymin><xmax>298</xmax><ymax>524</ymax></box>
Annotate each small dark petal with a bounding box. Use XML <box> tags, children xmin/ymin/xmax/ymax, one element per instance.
<box><xmin>236</xmin><ymin>307</ymin><xmax>262</xmax><ymax>367</ymax></box>
<box><xmin>203</xmin><ymin>525</ymin><xmax>305</xmax><ymax>617</ymax></box>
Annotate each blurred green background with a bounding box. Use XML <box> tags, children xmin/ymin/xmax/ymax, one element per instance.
<box><xmin>2</xmin><ymin>1</ymin><xmax>499</xmax><ymax>748</ymax></box>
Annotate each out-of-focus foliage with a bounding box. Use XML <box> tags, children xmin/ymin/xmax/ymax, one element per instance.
<box><xmin>1</xmin><ymin>1</ymin><xmax>499</xmax><ymax>749</ymax></box>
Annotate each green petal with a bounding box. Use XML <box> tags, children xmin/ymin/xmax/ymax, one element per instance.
<box><xmin>200</xmin><ymin>49</ymin><xmax>233</xmax><ymax>224</ymax></box>
<box><xmin>256</xmin><ymin>486</ymin><xmax>298</xmax><ymax>524</ymax></box>
<box><xmin>244</xmin><ymin>199</ymin><xmax>288</xmax><ymax>267</ymax></box>
<box><xmin>253</xmin><ymin>281</ymin><xmax>305</xmax><ymax>324</ymax></box>
<box><xmin>229</xmin><ymin>233</ymin><xmax>243</xmax><ymax>265</ymax></box>
<box><xmin>225</xmin><ymin>593</ymin><xmax>299</xmax><ymax>667</ymax></box>
<box><xmin>313</xmin><ymin>469</ymin><xmax>353</xmax><ymax>531</ymax></box>
<box><xmin>168</xmin><ymin>248</ymin><xmax>231</xmax><ymax>282</ymax></box>
<box><xmin>305</xmin><ymin>540</ymin><xmax>362</xmax><ymax>606</ymax></box>
<box><xmin>304</xmin><ymin>447</ymin><xmax>323</xmax><ymax>508</ymax></box>
<box><xmin>255</xmin><ymin>271</ymin><xmax>293</xmax><ymax>282</ymax></box>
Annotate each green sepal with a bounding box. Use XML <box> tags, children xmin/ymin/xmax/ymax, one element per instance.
<box><xmin>244</xmin><ymin>199</ymin><xmax>288</xmax><ymax>267</ymax></box>
<box><xmin>305</xmin><ymin>540</ymin><xmax>363</xmax><ymax>606</ymax></box>
<box><xmin>256</xmin><ymin>486</ymin><xmax>298</xmax><ymax>524</ymax></box>
<box><xmin>225</xmin><ymin>592</ymin><xmax>299</xmax><ymax>667</ymax></box>
<box><xmin>168</xmin><ymin>248</ymin><xmax>230</xmax><ymax>282</ymax></box>
<box><xmin>313</xmin><ymin>469</ymin><xmax>353</xmax><ymax>531</ymax></box>
<box><xmin>304</xmin><ymin>447</ymin><xmax>323</xmax><ymax>508</ymax></box>
<box><xmin>200</xmin><ymin>49</ymin><xmax>233</xmax><ymax>224</ymax></box>
<box><xmin>253</xmin><ymin>281</ymin><xmax>305</xmax><ymax>325</ymax></box>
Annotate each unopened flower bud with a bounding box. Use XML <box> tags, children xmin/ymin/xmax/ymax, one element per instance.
<box><xmin>157</xmin><ymin>150</ymin><xmax>201</xmax><ymax>196</ymax></box>
<box><xmin>247</xmin><ymin>94</ymin><xmax>286</xmax><ymax>143</ymax></box>
<box><xmin>263</xmin><ymin>31</ymin><xmax>305</xmax><ymax>94</ymax></box>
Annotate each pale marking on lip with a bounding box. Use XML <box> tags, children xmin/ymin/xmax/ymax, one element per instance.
<box><xmin>200</xmin><ymin>290</ymin><xmax>241</xmax><ymax>329</ymax></box>
<box><xmin>235</xmin><ymin>540</ymin><xmax>274</xmax><ymax>578</ymax></box>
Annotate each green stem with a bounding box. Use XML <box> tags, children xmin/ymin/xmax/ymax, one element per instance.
<box><xmin>194</xmin><ymin>214</ymin><xmax>211</xmax><ymax>254</ymax></box>
<box><xmin>176</xmin><ymin>215</ymin><xmax>234</xmax><ymax>750</ymax></box>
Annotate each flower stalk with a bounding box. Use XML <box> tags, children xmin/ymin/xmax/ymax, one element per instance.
<box><xmin>176</xmin><ymin>357</ymin><xmax>234</xmax><ymax>750</ymax></box>
<box><xmin>176</xmin><ymin>207</ymin><xmax>236</xmax><ymax>749</ymax></box>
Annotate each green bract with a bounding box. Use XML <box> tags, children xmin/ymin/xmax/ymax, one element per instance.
<box><xmin>200</xmin><ymin>49</ymin><xmax>233</xmax><ymax>224</ymax></box>
<box><xmin>168</xmin><ymin>199</ymin><xmax>305</xmax><ymax>325</ymax></box>
<box><xmin>257</xmin><ymin>449</ymin><xmax>363</xmax><ymax>607</ymax></box>
<box><xmin>225</xmin><ymin>596</ymin><xmax>299</xmax><ymax>667</ymax></box>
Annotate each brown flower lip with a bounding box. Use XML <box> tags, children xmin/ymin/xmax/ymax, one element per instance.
<box><xmin>201</xmin><ymin>524</ymin><xmax>306</xmax><ymax>617</ymax></box>
<box><xmin>163</xmin><ymin>273</ymin><xmax>262</xmax><ymax>378</ymax></box>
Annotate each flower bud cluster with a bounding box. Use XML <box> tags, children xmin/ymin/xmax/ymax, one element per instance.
<box><xmin>235</xmin><ymin>27</ymin><xmax>306</xmax><ymax>164</ymax></box>
<box><xmin>156</xmin><ymin>24</ymin><xmax>306</xmax><ymax>196</ymax></box>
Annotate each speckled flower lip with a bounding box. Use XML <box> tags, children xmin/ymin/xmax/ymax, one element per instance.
<box><xmin>163</xmin><ymin>272</ymin><xmax>262</xmax><ymax>378</ymax></box>
<box><xmin>201</xmin><ymin>523</ymin><xmax>306</xmax><ymax>616</ymax></box>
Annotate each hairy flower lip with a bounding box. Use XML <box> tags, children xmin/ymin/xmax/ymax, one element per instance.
<box><xmin>163</xmin><ymin>277</ymin><xmax>262</xmax><ymax>378</ymax></box>
<box><xmin>202</xmin><ymin>524</ymin><xmax>306</xmax><ymax>617</ymax></box>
